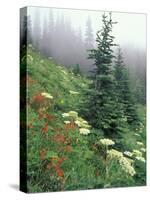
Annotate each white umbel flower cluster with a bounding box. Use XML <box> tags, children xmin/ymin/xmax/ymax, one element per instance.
<box><xmin>62</xmin><ymin>113</ymin><xmax>70</xmax><ymax>118</ymax></box>
<box><xmin>64</xmin><ymin>120</ymin><xmax>71</xmax><ymax>124</ymax></box>
<box><xmin>107</xmin><ymin>149</ymin><xmax>136</xmax><ymax>176</ymax></box>
<box><xmin>107</xmin><ymin>149</ymin><xmax>123</xmax><ymax>159</ymax></box>
<box><xmin>61</xmin><ymin>111</ymin><xmax>91</xmax><ymax>135</ymax></box>
<box><xmin>132</xmin><ymin>149</ymin><xmax>142</xmax><ymax>157</ymax></box>
<box><xmin>79</xmin><ymin>128</ymin><xmax>90</xmax><ymax>135</ymax></box>
<box><xmin>99</xmin><ymin>138</ymin><xmax>115</xmax><ymax>146</ymax></box>
<box><xmin>75</xmin><ymin>117</ymin><xmax>91</xmax><ymax>129</ymax></box>
<box><xmin>69</xmin><ymin>90</ymin><xmax>79</xmax><ymax>95</ymax></box>
<box><xmin>119</xmin><ymin>157</ymin><xmax>136</xmax><ymax>176</ymax></box>
<box><xmin>136</xmin><ymin>141</ymin><xmax>144</xmax><ymax>146</ymax></box>
<box><xmin>124</xmin><ymin>151</ymin><xmax>133</xmax><ymax>157</ymax></box>
<box><xmin>132</xmin><ymin>149</ymin><xmax>146</xmax><ymax>163</ymax></box>
<box><xmin>41</xmin><ymin>92</ymin><xmax>53</xmax><ymax>99</ymax></box>
<box><xmin>135</xmin><ymin>156</ymin><xmax>146</xmax><ymax>163</ymax></box>
<box><xmin>68</xmin><ymin>111</ymin><xmax>78</xmax><ymax>118</ymax></box>
<box><xmin>140</xmin><ymin>148</ymin><xmax>146</xmax><ymax>152</ymax></box>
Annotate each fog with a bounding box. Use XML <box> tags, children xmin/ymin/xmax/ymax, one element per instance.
<box><xmin>28</xmin><ymin>7</ymin><xmax>146</xmax><ymax>48</ymax></box>
<box><xmin>20</xmin><ymin>6</ymin><xmax>146</xmax><ymax>84</ymax></box>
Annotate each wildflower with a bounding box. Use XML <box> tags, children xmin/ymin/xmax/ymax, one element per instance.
<box><xmin>27</xmin><ymin>54</ymin><xmax>33</xmax><ymax>62</ymax></box>
<box><xmin>41</xmin><ymin>92</ymin><xmax>53</xmax><ymax>99</ymax></box>
<box><xmin>45</xmin><ymin>114</ymin><xmax>55</xmax><ymax>121</ymax></box>
<box><xmin>62</xmin><ymin>113</ymin><xmax>69</xmax><ymax>118</ymax></box>
<box><xmin>136</xmin><ymin>141</ymin><xmax>144</xmax><ymax>146</ymax></box>
<box><xmin>32</xmin><ymin>94</ymin><xmax>45</xmax><ymax>104</ymax></box>
<box><xmin>81</xmin><ymin>124</ymin><xmax>91</xmax><ymax>129</ymax></box>
<box><xmin>140</xmin><ymin>148</ymin><xmax>146</xmax><ymax>152</ymax></box>
<box><xmin>69</xmin><ymin>90</ymin><xmax>79</xmax><ymax>95</ymax></box>
<box><xmin>64</xmin><ymin>120</ymin><xmax>71</xmax><ymax>124</ymax></box>
<box><xmin>57</xmin><ymin>157</ymin><xmax>67</xmax><ymax>166</ymax></box>
<box><xmin>82</xmin><ymin>120</ymin><xmax>88</xmax><ymax>124</ymax></box>
<box><xmin>68</xmin><ymin>111</ymin><xmax>78</xmax><ymax>118</ymax></box>
<box><xmin>53</xmin><ymin>134</ymin><xmax>66</xmax><ymax>143</ymax></box>
<box><xmin>107</xmin><ymin>149</ymin><xmax>123</xmax><ymax>159</ymax></box>
<box><xmin>64</xmin><ymin>123</ymin><xmax>76</xmax><ymax>132</ymax></box>
<box><xmin>79</xmin><ymin>128</ymin><xmax>90</xmax><ymax>135</ymax></box>
<box><xmin>40</xmin><ymin>149</ymin><xmax>47</xmax><ymax>160</ymax></box>
<box><xmin>135</xmin><ymin>156</ymin><xmax>146</xmax><ymax>163</ymax></box>
<box><xmin>99</xmin><ymin>138</ymin><xmax>115</xmax><ymax>146</ymax></box>
<box><xmin>107</xmin><ymin>149</ymin><xmax>135</xmax><ymax>176</ymax></box>
<box><xmin>61</xmin><ymin>69</ymin><xmax>67</xmax><ymax>75</ymax></box>
<box><xmin>132</xmin><ymin>149</ymin><xmax>142</xmax><ymax>157</ymax></box>
<box><xmin>56</xmin><ymin>168</ymin><xmax>64</xmax><ymax>177</ymax></box>
<box><xmin>75</xmin><ymin>117</ymin><xmax>84</xmax><ymax>123</ymax></box>
<box><xmin>75</xmin><ymin>120</ymin><xmax>82</xmax><ymax>127</ymax></box>
<box><xmin>124</xmin><ymin>151</ymin><xmax>133</xmax><ymax>157</ymax></box>
<box><xmin>134</xmin><ymin>133</ymin><xmax>140</xmax><ymax>137</ymax></box>
<box><xmin>119</xmin><ymin>157</ymin><xmax>136</xmax><ymax>176</ymax></box>
<box><xmin>42</xmin><ymin>122</ymin><xmax>49</xmax><ymax>134</ymax></box>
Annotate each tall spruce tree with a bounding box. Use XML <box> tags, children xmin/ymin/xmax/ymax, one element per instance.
<box><xmin>82</xmin><ymin>13</ymin><xmax>123</xmax><ymax>136</ymax></box>
<box><xmin>114</xmin><ymin>47</ymin><xmax>139</xmax><ymax>125</ymax></box>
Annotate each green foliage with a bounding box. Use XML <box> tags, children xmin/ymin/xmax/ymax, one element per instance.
<box><xmin>114</xmin><ymin>47</ymin><xmax>139</xmax><ymax>125</ymax></box>
<box><xmin>20</xmin><ymin>39</ymin><xmax>146</xmax><ymax>193</ymax></box>
<box><xmin>82</xmin><ymin>13</ymin><xmax>125</xmax><ymax>137</ymax></box>
<box><xmin>72</xmin><ymin>64</ymin><xmax>82</xmax><ymax>76</ymax></box>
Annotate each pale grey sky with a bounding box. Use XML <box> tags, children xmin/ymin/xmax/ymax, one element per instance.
<box><xmin>28</xmin><ymin>6</ymin><xmax>146</xmax><ymax>50</ymax></box>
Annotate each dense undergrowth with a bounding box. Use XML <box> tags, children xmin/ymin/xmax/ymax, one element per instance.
<box><xmin>20</xmin><ymin>46</ymin><xmax>146</xmax><ymax>193</ymax></box>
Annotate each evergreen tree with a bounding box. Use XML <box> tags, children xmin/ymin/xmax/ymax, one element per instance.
<box><xmin>21</xmin><ymin>15</ymin><xmax>32</xmax><ymax>47</ymax></box>
<box><xmin>47</xmin><ymin>9</ymin><xmax>55</xmax><ymax>56</ymax></box>
<box><xmin>41</xmin><ymin>16</ymin><xmax>50</xmax><ymax>56</ymax></box>
<box><xmin>73</xmin><ymin>64</ymin><xmax>82</xmax><ymax>75</ymax></box>
<box><xmin>114</xmin><ymin>47</ymin><xmax>139</xmax><ymax>125</ymax></box>
<box><xmin>82</xmin><ymin>13</ymin><xmax>122</xmax><ymax>136</ymax></box>
<box><xmin>32</xmin><ymin>10</ymin><xmax>41</xmax><ymax>50</ymax></box>
<box><xmin>85</xmin><ymin>16</ymin><xmax>94</xmax><ymax>49</ymax></box>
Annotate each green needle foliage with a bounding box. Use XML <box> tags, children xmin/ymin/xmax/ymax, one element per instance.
<box><xmin>82</xmin><ymin>13</ymin><xmax>124</xmax><ymax>136</ymax></box>
<box><xmin>114</xmin><ymin>47</ymin><xmax>139</xmax><ymax>126</ymax></box>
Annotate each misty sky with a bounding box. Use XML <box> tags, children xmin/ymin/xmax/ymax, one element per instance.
<box><xmin>28</xmin><ymin>6</ymin><xmax>146</xmax><ymax>50</ymax></box>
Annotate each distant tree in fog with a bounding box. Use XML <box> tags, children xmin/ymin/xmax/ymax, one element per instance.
<box><xmin>114</xmin><ymin>47</ymin><xmax>139</xmax><ymax>124</ymax></box>
<box><xmin>21</xmin><ymin>15</ymin><xmax>32</xmax><ymax>46</ymax></box>
<box><xmin>32</xmin><ymin>10</ymin><xmax>41</xmax><ymax>50</ymax></box>
<box><xmin>85</xmin><ymin>16</ymin><xmax>94</xmax><ymax>49</ymax></box>
<box><xmin>40</xmin><ymin>17</ymin><xmax>50</xmax><ymax>56</ymax></box>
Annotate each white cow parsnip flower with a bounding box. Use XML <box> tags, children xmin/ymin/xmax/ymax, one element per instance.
<box><xmin>41</xmin><ymin>92</ymin><xmax>53</xmax><ymax>99</ymax></box>
<box><xmin>62</xmin><ymin>113</ymin><xmax>69</xmax><ymax>118</ymax></box>
<box><xmin>140</xmin><ymin>148</ymin><xmax>146</xmax><ymax>152</ymax></box>
<box><xmin>79</xmin><ymin>128</ymin><xmax>90</xmax><ymax>135</ymax></box>
<box><xmin>135</xmin><ymin>156</ymin><xmax>146</xmax><ymax>163</ymax></box>
<box><xmin>64</xmin><ymin>121</ymin><xmax>71</xmax><ymax>124</ymax></box>
<box><xmin>68</xmin><ymin>111</ymin><xmax>78</xmax><ymax>118</ymax></box>
<box><xmin>136</xmin><ymin>141</ymin><xmax>144</xmax><ymax>146</ymax></box>
<box><xmin>107</xmin><ymin>149</ymin><xmax>136</xmax><ymax>176</ymax></box>
<box><xmin>124</xmin><ymin>151</ymin><xmax>133</xmax><ymax>157</ymax></box>
<box><xmin>99</xmin><ymin>138</ymin><xmax>115</xmax><ymax>146</ymax></box>
<box><xmin>132</xmin><ymin>149</ymin><xmax>142</xmax><ymax>157</ymax></box>
<box><xmin>69</xmin><ymin>90</ymin><xmax>79</xmax><ymax>95</ymax></box>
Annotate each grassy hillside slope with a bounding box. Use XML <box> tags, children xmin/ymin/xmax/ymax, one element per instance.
<box><xmin>20</xmin><ymin>46</ymin><xmax>146</xmax><ymax>193</ymax></box>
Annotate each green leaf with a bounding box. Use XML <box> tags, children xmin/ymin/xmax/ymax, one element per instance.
<box><xmin>46</xmin><ymin>151</ymin><xmax>58</xmax><ymax>159</ymax></box>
